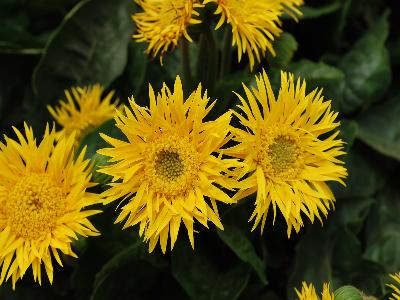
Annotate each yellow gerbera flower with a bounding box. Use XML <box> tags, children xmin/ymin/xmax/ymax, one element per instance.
<box><xmin>387</xmin><ymin>273</ymin><xmax>400</xmax><ymax>300</ymax></box>
<box><xmin>204</xmin><ymin>0</ymin><xmax>303</xmax><ymax>70</ymax></box>
<box><xmin>47</xmin><ymin>84</ymin><xmax>118</xmax><ymax>143</ymax></box>
<box><xmin>133</xmin><ymin>0</ymin><xmax>203</xmax><ymax>60</ymax></box>
<box><xmin>98</xmin><ymin>76</ymin><xmax>239</xmax><ymax>253</ymax></box>
<box><xmin>228</xmin><ymin>70</ymin><xmax>347</xmax><ymax>235</ymax></box>
<box><xmin>296</xmin><ymin>282</ymin><xmax>334</xmax><ymax>300</ymax></box>
<box><xmin>0</xmin><ymin>124</ymin><xmax>101</xmax><ymax>289</ymax></box>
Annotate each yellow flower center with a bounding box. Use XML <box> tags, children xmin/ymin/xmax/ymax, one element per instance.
<box><xmin>5</xmin><ymin>173</ymin><xmax>66</xmax><ymax>240</ymax></box>
<box><xmin>145</xmin><ymin>135</ymin><xmax>199</xmax><ymax>197</ymax></box>
<box><xmin>256</xmin><ymin>126</ymin><xmax>304</xmax><ymax>180</ymax></box>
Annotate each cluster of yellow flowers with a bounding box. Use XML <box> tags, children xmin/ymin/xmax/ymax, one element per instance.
<box><xmin>133</xmin><ymin>0</ymin><xmax>303</xmax><ymax>69</ymax></box>
<box><xmin>0</xmin><ymin>69</ymin><xmax>346</xmax><ymax>288</ymax></box>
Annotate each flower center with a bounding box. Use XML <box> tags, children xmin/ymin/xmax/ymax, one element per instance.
<box><xmin>155</xmin><ymin>150</ymin><xmax>185</xmax><ymax>180</ymax></box>
<box><xmin>256</xmin><ymin>126</ymin><xmax>303</xmax><ymax>180</ymax></box>
<box><xmin>5</xmin><ymin>173</ymin><xmax>66</xmax><ymax>240</ymax></box>
<box><xmin>145</xmin><ymin>135</ymin><xmax>199</xmax><ymax>197</ymax></box>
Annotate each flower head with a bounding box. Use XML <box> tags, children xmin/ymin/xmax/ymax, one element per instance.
<box><xmin>0</xmin><ymin>124</ymin><xmax>101</xmax><ymax>288</ymax></box>
<box><xmin>47</xmin><ymin>84</ymin><xmax>118</xmax><ymax>143</ymax></box>
<box><xmin>296</xmin><ymin>282</ymin><xmax>334</xmax><ymax>300</ymax></box>
<box><xmin>387</xmin><ymin>273</ymin><xmax>400</xmax><ymax>300</ymax></box>
<box><xmin>133</xmin><ymin>0</ymin><xmax>203</xmax><ymax>60</ymax></box>
<box><xmin>204</xmin><ymin>0</ymin><xmax>303</xmax><ymax>69</ymax></box>
<box><xmin>228</xmin><ymin>70</ymin><xmax>347</xmax><ymax>235</ymax></box>
<box><xmin>98</xmin><ymin>76</ymin><xmax>239</xmax><ymax>253</ymax></box>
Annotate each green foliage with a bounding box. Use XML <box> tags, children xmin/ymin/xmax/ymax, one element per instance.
<box><xmin>0</xmin><ymin>0</ymin><xmax>399</xmax><ymax>299</ymax></box>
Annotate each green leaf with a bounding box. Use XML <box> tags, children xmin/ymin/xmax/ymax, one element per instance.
<box><xmin>365</xmin><ymin>183</ymin><xmax>400</xmax><ymax>273</ymax></box>
<box><xmin>288</xmin><ymin>227</ymin><xmax>333</xmax><ymax>298</ymax></box>
<box><xmin>32</xmin><ymin>0</ymin><xmax>134</xmax><ymax>106</ymax></box>
<box><xmin>357</xmin><ymin>93</ymin><xmax>400</xmax><ymax>161</ymax></box>
<box><xmin>299</xmin><ymin>3</ymin><xmax>342</xmax><ymax>19</ymax></box>
<box><xmin>217</xmin><ymin>223</ymin><xmax>267</xmax><ymax>284</ymax></box>
<box><xmin>338</xmin><ymin>12</ymin><xmax>391</xmax><ymax>114</ymax></box>
<box><xmin>268</xmin><ymin>33</ymin><xmax>298</xmax><ymax>68</ymax></box>
<box><xmin>331</xmin><ymin>146</ymin><xmax>386</xmax><ymax>199</ymax></box>
<box><xmin>90</xmin><ymin>242</ymin><xmax>168</xmax><ymax>300</ymax></box>
<box><xmin>287</xmin><ymin>59</ymin><xmax>345</xmax><ymax>111</ymax></box>
<box><xmin>172</xmin><ymin>241</ymin><xmax>251</xmax><ymax>300</ymax></box>
<box><xmin>339</xmin><ymin>120</ymin><xmax>358</xmax><ymax>152</ymax></box>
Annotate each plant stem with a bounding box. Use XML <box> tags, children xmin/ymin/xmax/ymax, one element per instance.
<box><xmin>181</xmin><ymin>39</ymin><xmax>193</xmax><ymax>94</ymax></box>
<box><xmin>220</xmin><ymin>27</ymin><xmax>232</xmax><ymax>79</ymax></box>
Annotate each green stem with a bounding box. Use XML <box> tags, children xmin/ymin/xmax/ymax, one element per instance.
<box><xmin>219</xmin><ymin>27</ymin><xmax>232</xmax><ymax>79</ymax></box>
<box><xmin>196</xmin><ymin>26</ymin><xmax>218</xmax><ymax>95</ymax></box>
<box><xmin>181</xmin><ymin>39</ymin><xmax>193</xmax><ymax>94</ymax></box>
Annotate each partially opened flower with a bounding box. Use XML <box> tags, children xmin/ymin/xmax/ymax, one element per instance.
<box><xmin>133</xmin><ymin>0</ymin><xmax>203</xmax><ymax>61</ymax></box>
<box><xmin>387</xmin><ymin>273</ymin><xmax>400</xmax><ymax>300</ymax></box>
<box><xmin>98</xmin><ymin>76</ymin><xmax>239</xmax><ymax>253</ymax></box>
<box><xmin>0</xmin><ymin>124</ymin><xmax>101</xmax><ymax>288</ymax></box>
<box><xmin>204</xmin><ymin>0</ymin><xmax>303</xmax><ymax>69</ymax></box>
<box><xmin>296</xmin><ymin>282</ymin><xmax>334</xmax><ymax>300</ymax></box>
<box><xmin>228</xmin><ymin>70</ymin><xmax>347</xmax><ymax>236</ymax></box>
<box><xmin>47</xmin><ymin>84</ymin><xmax>118</xmax><ymax>143</ymax></box>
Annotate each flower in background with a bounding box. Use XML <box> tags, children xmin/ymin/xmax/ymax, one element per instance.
<box><xmin>296</xmin><ymin>282</ymin><xmax>334</xmax><ymax>300</ymax></box>
<box><xmin>387</xmin><ymin>273</ymin><xmax>400</xmax><ymax>300</ymax></box>
<box><xmin>0</xmin><ymin>124</ymin><xmax>101</xmax><ymax>288</ymax></box>
<box><xmin>204</xmin><ymin>0</ymin><xmax>303</xmax><ymax>70</ymax></box>
<box><xmin>98</xmin><ymin>76</ymin><xmax>240</xmax><ymax>253</ymax></box>
<box><xmin>228</xmin><ymin>70</ymin><xmax>347</xmax><ymax>236</ymax></box>
<box><xmin>133</xmin><ymin>0</ymin><xmax>203</xmax><ymax>61</ymax></box>
<box><xmin>47</xmin><ymin>84</ymin><xmax>118</xmax><ymax>143</ymax></box>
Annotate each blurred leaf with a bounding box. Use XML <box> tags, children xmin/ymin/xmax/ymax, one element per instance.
<box><xmin>268</xmin><ymin>33</ymin><xmax>298</xmax><ymax>68</ymax></box>
<box><xmin>331</xmin><ymin>146</ymin><xmax>386</xmax><ymax>199</ymax></box>
<box><xmin>33</xmin><ymin>0</ymin><xmax>134</xmax><ymax>106</ymax></box>
<box><xmin>365</xmin><ymin>182</ymin><xmax>400</xmax><ymax>273</ymax></box>
<box><xmin>288</xmin><ymin>227</ymin><xmax>333</xmax><ymax>298</ymax></box>
<box><xmin>333</xmin><ymin>197</ymin><xmax>374</xmax><ymax>234</ymax></box>
<box><xmin>91</xmin><ymin>242</ymin><xmax>168</xmax><ymax>300</ymax></box>
<box><xmin>287</xmin><ymin>59</ymin><xmax>345</xmax><ymax>111</ymax></box>
<box><xmin>217</xmin><ymin>224</ymin><xmax>267</xmax><ymax>284</ymax></box>
<box><xmin>299</xmin><ymin>3</ymin><xmax>342</xmax><ymax>19</ymax></box>
<box><xmin>338</xmin><ymin>12</ymin><xmax>391</xmax><ymax>114</ymax></box>
<box><xmin>339</xmin><ymin>119</ymin><xmax>358</xmax><ymax>152</ymax></box>
<box><xmin>172</xmin><ymin>241</ymin><xmax>251</xmax><ymax>300</ymax></box>
<box><xmin>357</xmin><ymin>93</ymin><xmax>400</xmax><ymax>161</ymax></box>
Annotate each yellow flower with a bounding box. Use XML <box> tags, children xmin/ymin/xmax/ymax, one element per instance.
<box><xmin>204</xmin><ymin>0</ymin><xmax>303</xmax><ymax>70</ymax></box>
<box><xmin>98</xmin><ymin>76</ymin><xmax>239</xmax><ymax>253</ymax></box>
<box><xmin>387</xmin><ymin>273</ymin><xmax>400</xmax><ymax>300</ymax></box>
<box><xmin>296</xmin><ymin>282</ymin><xmax>334</xmax><ymax>300</ymax></box>
<box><xmin>47</xmin><ymin>84</ymin><xmax>118</xmax><ymax>143</ymax></box>
<box><xmin>133</xmin><ymin>0</ymin><xmax>203</xmax><ymax>60</ymax></box>
<box><xmin>228</xmin><ymin>70</ymin><xmax>347</xmax><ymax>236</ymax></box>
<box><xmin>0</xmin><ymin>124</ymin><xmax>101</xmax><ymax>288</ymax></box>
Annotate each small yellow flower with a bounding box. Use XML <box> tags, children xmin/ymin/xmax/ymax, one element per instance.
<box><xmin>0</xmin><ymin>124</ymin><xmax>101</xmax><ymax>288</ymax></box>
<box><xmin>47</xmin><ymin>84</ymin><xmax>118</xmax><ymax>143</ymax></box>
<box><xmin>133</xmin><ymin>0</ymin><xmax>203</xmax><ymax>60</ymax></box>
<box><xmin>98</xmin><ymin>76</ymin><xmax>240</xmax><ymax>253</ymax></box>
<box><xmin>387</xmin><ymin>273</ymin><xmax>400</xmax><ymax>300</ymax></box>
<box><xmin>296</xmin><ymin>282</ymin><xmax>334</xmax><ymax>300</ymax></box>
<box><xmin>204</xmin><ymin>0</ymin><xmax>303</xmax><ymax>69</ymax></box>
<box><xmin>228</xmin><ymin>70</ymin><xmax>347</xmax><ymax>236</ymax></box>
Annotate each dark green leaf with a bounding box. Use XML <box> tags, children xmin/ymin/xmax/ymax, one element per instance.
<box><xmin>33</xmin><ymin>0</ymin><xmax>134</xmax><ymax>106</ymax></box>
<box><xmin>365</xmin><ymin>183</ymin><xmax>400</xmax><ymax>273</ymax></box>
<box><xmin>217</xmin><ymin>224</ymin><xmax>267</xmax><ymax>284</ymax></box>
<box><xmin>268</xmin><ymin>33</ymin><xmax>298</xmax><ymax>68</ymax></box>
<box><xmin>172</xmin><ymin>241</ymin><xmax>251</xmax><ymax>300</ymax></box>
<box><xmin>299</xmin><ymin>3</ymin><xmax>342</xmax><ymax>19</ymax></box>
<box><xmin>338</xmin><ymin>12</ymin><xmax>391</xmax><ymax>114</ymax></box>
<box><xmin>357</xmin><ymin>93</ymin><xmax>400</xmax><ymax>161</ymax></box>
